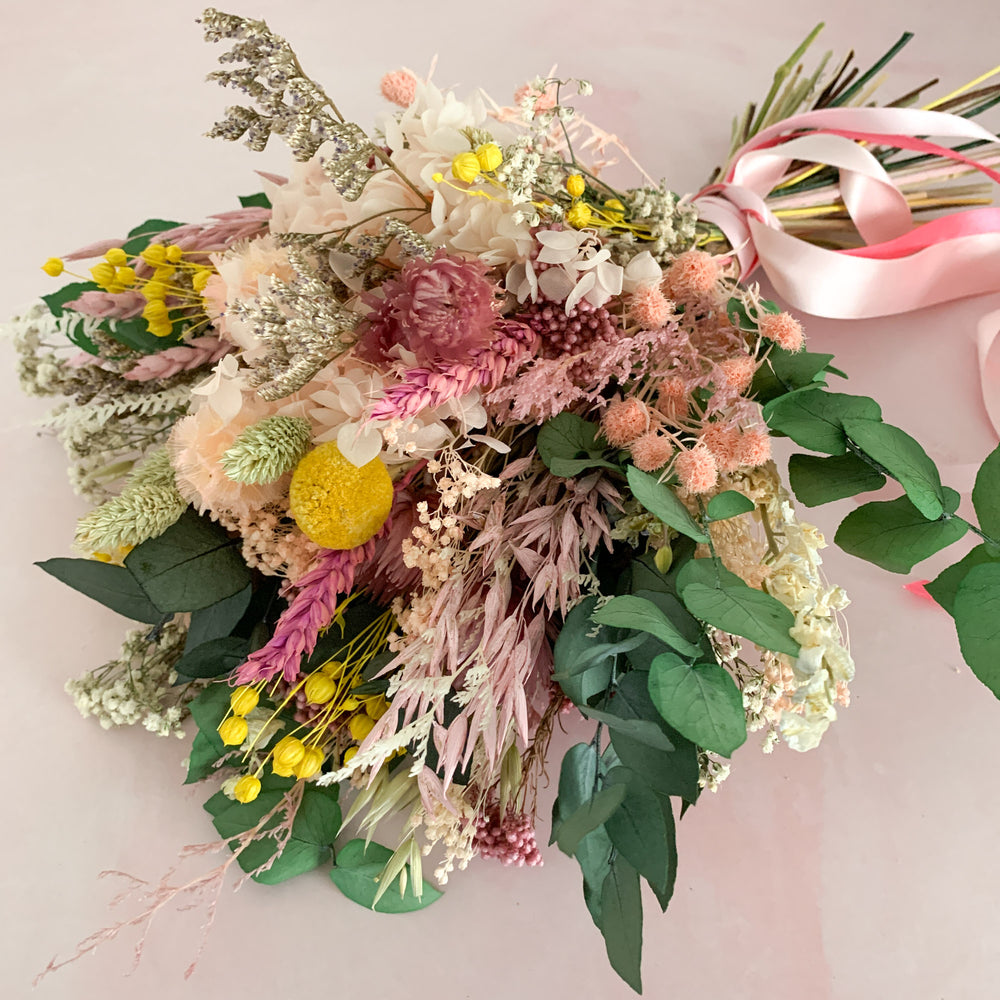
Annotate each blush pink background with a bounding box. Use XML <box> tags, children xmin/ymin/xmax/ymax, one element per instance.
<box><xmin>3</xmin><ymin>2</ymin><xmax>1000</xmax><ymax>997</ymax></box>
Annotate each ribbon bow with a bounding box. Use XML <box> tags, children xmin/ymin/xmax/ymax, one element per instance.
<box><xmin>693</xmin><ymin>107</ymin><xmax>1000</xmax><ymax>435</ymax></box>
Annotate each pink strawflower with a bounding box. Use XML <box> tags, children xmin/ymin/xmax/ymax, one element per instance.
<box><xmin>717</xmin><ymin>355</ymin><xmax>757</xmax><ymax>394</ymax></box>
<box><xmin>735</xmin><ymin>426</ymin><xmax>772</xmax><ymax>468</ymax></box>
<box><xmin>656</xmin><ymin>376</ymin><xmax>689</xmax><ymax>423</ymax></box>
<box><xmin>473</xmin><ymin>804</ymin><xmax>543</xmax><ymax>868</ymax></box>
<box><xmin>601</xmin><ymin>397</ymin><xmax>649</xmax><ymax>447</ymax></box>
<box><xmin>629</xmin><ymin>284</ymin><xmax>673</xmax><ymax>329</ymax></box>
<box><xmin>700</xmin><ymin>424</ymin><xmax>741</xmax><ymax>473</ymax></box>
<box><xmin>358</xmin><ymin>250</ymin><xmax>501</xmax><ymax>368</ymax></box>
<box><xmin>380</xmin><ymin>69</ymin><xmax>418</xmax><ymax>107</ymax></box>
<box><xmin>675</xmin><ymin>444</ymin><xmax>718</xmax><ymax>494</ymax></box>
<box><xmin>663</xmin><ymin>250</ymin><xmax>719</xmax><ymax>300</ymax></box>
<box><xmin>630</xmin><ymin>432</ymin><xmax>674</xmax><ymax>472</ymax></box>
<box><xmin>759</xmin><ymin>311</ymin><xmax>805</xmax><ymax>352</ymax></box>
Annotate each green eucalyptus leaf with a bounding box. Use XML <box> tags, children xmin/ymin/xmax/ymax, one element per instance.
<box><xmin>597</xmin><ymin>857</ymin><xmax>644</xmax><ymax>994</ymax></box>
<box><xmin>124</xmin><ymin>509</ymin><xmax>251</xmax><ymax>612</ymax></box>
<box><xmin>537</xmin><ymin>412</ymin><xmax>609</xmax><ymax>476</ymax></box>
<box><xmin>603</xmin><ymin>767</ymin><xmax>672</xmax><ymax>895</ymax></box>
<box><xmin>184</xmin><ymin>730</ymin><xmax>229</xmax><ymax>785</ymax></box>
<box><xmin>835</xmin><ymin>492</ymin><xmax>967</xmax><ymax>574</ymax></box>
<box><xmin>556</xmin><ymin>783</ymin><xmax>627</xmax><ymax>856</ymax></box>
<box><xmin>648</xmin><ymin>792</ymin><xmax>678</xmax><ymax>912</ymax></box>
<box><xmin>647</xmin><ymin>652</ymin><xmax>747</xmax><ymax>756</ymax></box>
<box><xmin>186</xmin><ymin>585</ymin><xmax>253</xmax><ymax>651</ymax></box>
<box><xmin>763</xmin><ymin>388</ymin><xmax>881</xmax><ymax>454</ymax></box>
<box><xmin>35</xmin><ymin>557</ymin><xmax>164</xmax><ymax>622</ymax></box>
<box><xmin>174</xmin><ymin>636</ymin><xmax>250</xmax><ymax>679</ymax></box>
<box><xmin>554</xmin><ymin>742</ymin><xmax>599</xmax><ymax>835</ymax></box>
<box><xmin>788</xmin><ymin>451</ymin><xmax>886</xmax><ymax>506</ymax></box>
<box><xmin>330</xmin><ymin>839</ymin><xmax>442</xmax><ymax>913</ymax></box>
<box><xmin>188</xmin><ymin>683</ymin><xmax>233</xmax><ymax>756</ymax></box>
<box><xmin>626</xmin><ymin>465</ymin><xmax>710</xmax><ymax>543</ymax></box>
<box><xmin>292</xmin><ymin>784</ymin><xmax>341</xmax><ymax>846</ymax></box>
<box><xmin>553</xmin><ymin>598</ymin><xmax>615</xmax><ymax>705</ymax></box>
<box><xmin>239</xmin><ymin>192</ymin><xmax>271</xmax><ymax>208</ymax></box>
<box><xmin>750</xmin><ymin>346</ymin><xmax>836</xmax><ymax>404</ymax></box>
<box><xmin>953</xmin><ymin>563</ymin><xmax>1000</xmax><ymax>698</ymax></box>
<box><xmin>706</xmin><ymin>490</ymin><xmax>755</xmax><ymax>521</ymax></box>
<box><xmin>972</xmin><ymin>441</ymin><xmax>1000</xmax><ymax>540</ymax></box>
<box><xmin>592</xmin><ymin>595</ymin><xmax>702</xmax><ymax>658</ymax></box>
<box><xmin>121</xmin><ymin>218</ymin><xmax>184</xmax><ymax>256</ymax></box>
<box><xmin>234</xmin><ymin>835</ymin><xmax>327</xmax><ymax>884</ymax></box>
<box><xmin>576</xmin><ymin>825</ymin><xmax>614</xmax><ymax>927</ymax></box>
<box><xmin>841</xmin><ymin>418</ymin><xmax>945</xmax><ymax>520</ymax></box>
<box><xmin>926</xmin><ymin>545</ymin><xmax>1000</xmax><ymax>616</ymax></box>
<box><xmin>577</xmin><ymin>706</ymin><xmax>675</xmax><ymax>751</ymax></box>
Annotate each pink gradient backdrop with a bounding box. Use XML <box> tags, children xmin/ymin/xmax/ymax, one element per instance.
<box><xmin>3</xmin><ymin>2</ymin><xmax>1000</xmax><ymax>997</ymax></box>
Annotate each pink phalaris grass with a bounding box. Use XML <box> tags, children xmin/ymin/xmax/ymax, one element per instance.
<box><xmin>122</xmin><ymin>336</ymin><xmax>233</xmax><ymax>381</ymax></box>
<box><xmin>473</xmin><ymin>804</ymin><xmax>543</xmax><ymax>867</ymax></box>
<box><xmin>380</xmin><ymin>69</ymin><xmax>418</xmax><ymax>107</ymax></box>
<box><xmin>601</xmin><ymin>397</ymin><xmax>650</xmax><ymax>447</ymax></box>
<box><xmin>758</xmin><ymin>311</ymin><xmax>805</xmax><ymax>352</ymax></box>
<box><xmin>65</xmin><ymin>289</ymin><xmax>145</xmax><ymax>320</ymax></box>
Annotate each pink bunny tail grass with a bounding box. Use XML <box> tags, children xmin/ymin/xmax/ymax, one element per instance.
<box><xmin>366</xmin><ymin>320</ymin><xmax>535</xmax><ymax>422</ymax></box>
<box><xmin>122</xmin><ymin>337</ymin><xmax>234</xmax><ymax>381</ymax></box>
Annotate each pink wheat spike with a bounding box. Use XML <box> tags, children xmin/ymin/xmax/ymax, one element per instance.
<box><xmin>122</xmin><ymin>337</ymin><xmax>234</xmax><ymax>381</ymax></box>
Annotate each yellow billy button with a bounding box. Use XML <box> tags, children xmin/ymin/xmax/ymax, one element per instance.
<box><xmin>294</xmin><ymin>746</ymin><xmax>325</xmax><ymax>779</ymax></box>
<box><xmin>288</xmin><ymin>442</ymin><xmax>393</xmax><ymax>551</ymax></box>
<box><xmin>304</xmin><ymin>673</ymin><xmax>337</xmax><ymax>705</ymax></box>
<box><xmin>233</xmin><ymin>774</ymin><xmax>261</xmax><ymax>804</ymax></box>
<box><xmin>230</xmin><ymin>686</ymin><xmax>259</xmax><ymax>716</ymax></box>
<box><xmin>272</xmin><ymin>735</ymin><xmax>306</xmax><ymax>777</ymax></box>
<box><xmin>218</xmin><ymin>715</ymin><xmax>249</xmax><ymax>746</ymax></box>
<box><xmin>475</xmin><ymin>142</ymin><xmax>503</xmax><ymax>172</ymax></box>
<box><xmin>42</xmin><ymin>257</ymin><xmax>64</xmax><ymax>277</ymax></box>
<box><xmin>349</xmin><ymin>714</ymin><xmax>375</xmax><ymax>742</ymax></box>
<box><xmin>451</xmin><ymin>151</ymin><xmax>481</xmax><ymax>184</ymax></box>
<box><xmin>566</xmin><ymin>202</ymin><xmax>593</xmax><ymax>228</ymax></box>
<box><xmin>566</xmin><ymin>174</ymin><xmax>586</xmax><ymax>198</ymax></box>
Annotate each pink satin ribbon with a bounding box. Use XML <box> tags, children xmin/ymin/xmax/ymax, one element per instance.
<box><xmin>693</xmin><ymin>107</ymin><xmax>1000</xmax><ymax>436</ymax></box>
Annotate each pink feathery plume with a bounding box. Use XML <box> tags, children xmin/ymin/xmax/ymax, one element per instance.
<box><xmin>366</xmin><ymin>320</ymin><xmax>535</xmax><ymax>423</ymax></box>
<box><xmin>64</xmin><ymin>289</ymin><xmax>146</xmax><ymax>320</ymax></box>
<box><xmin>122</xmin><ymin>336</ymin><xmax>233</xmax><ymax>381</ymax></box>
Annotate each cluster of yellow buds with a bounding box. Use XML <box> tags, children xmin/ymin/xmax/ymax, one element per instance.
<box><xmin>218</xmin><ymin>684</ymin><xmax>260</xmax><ymax>749</ymax></box>
<box><xmin>442</xmin><ymin>142</ymin><xmax>504</xmax><ymax>186</ymax></box>
<box><xmin>564</xmin><ymin>174</ymin><xmax>629</xmax><ymax>231</ymax></box>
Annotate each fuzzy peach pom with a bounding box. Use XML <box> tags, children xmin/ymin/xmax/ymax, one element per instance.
<box><xmin>663</xmin><ymin>250</ymin><xmax>718</xmax><ymax>300</ymax></box>
<box><xmin>759</xmin><ymin>311</ymin><xmax>805</xmax><ymax>352</ymax></box>
<box><xmin>700</xmin><ymin>424</ymin><xmax>741</xmax><ymax>473</ymax></box>
<box><xmin>655</xmin><ymin>376</ymin><xmax>689</xmax><ymax>423</ymax></box>
<box><xmin>736</xmin><ymin>427</ymin><xmax>772</xmax><ymax>468</ymax></box>
<box><xmin>717</xmin><ymin>356</ymin><xmax>757</xmax><ymax>394</ymax></box>
<box><xmin>629</xmin><ymin>285</ymin><xmax>673</xmax><ymax>329</ymax></box>
<box><xmin>630</xmin><ymin>432</ymin><xmax>674</xmax><ymax>472</ymax></box>
<box><xmin>380</xmin><ymin>69</ymin><xmax>418</xmax><ymax>107</ymax></box>
<box><xmin>601</xmin><ymin>398</ymin><xmax>650</xmax><ymax>447</ymax></box>
<box><xmin>675</xmin><ymin>445</ymin><xmax>718</xmax><ymax>494</ymax></box>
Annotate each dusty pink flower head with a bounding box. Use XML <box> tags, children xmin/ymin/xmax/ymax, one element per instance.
<box><xmin>656</xmin><ymin>376</ymin><xmax>689</xmax><ymax>423</ymax></box>
<box><xmin>736</xmin><ymin>426</ymin><xmax>772</xmax><ymax>468</ymax></box>
<box><xmin>717</xmin><ymin>355</ymin><xmax>757</xmax><ymax>394</ymax></box>
<box><xmin>358</xmin><ymin>250</ymin><xmax>500</xmax><ymax>369</ymax></box>
<box><xmin>663</xmin><ymin>250</ymin><xmax>719</xmax><ymax>300</ymax></box>
<box><xmin>700</xmin><ymin>424</ymin><xmax>741</xmax><ymax>473</ymax></box>
<box><xmin>380</xmin><ymin>69</ymin><xmax>418</xmax><ymax>107</ymax></box>
<box><xmin>630</xmin><ymin>432</ymin><xmax>674</xmax><ymax>472</ymax></box>
<box><xmin>675</xmin><ymin>444</ymin><xmax>718</xmax><ymax>494</ymax></box>
<box><xmin>759</xmin><ymin>311</ymin><xmax>805</xmax><ymax>352</ymax></box>
<box><xmin>601</xmin><ymin>397</ymin><xmax>650</xmax><ymax>447</ymax></box>
<box><xmin>629</xmin><ymin>284</ymin><xmax>673</xmax><ymax>329</ymax></box>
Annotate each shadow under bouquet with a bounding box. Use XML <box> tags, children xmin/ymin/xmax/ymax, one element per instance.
<box><xmin>13</xmin><ymin>11</ymin><xmax>1000</xmax><ymax>992</ymax></box>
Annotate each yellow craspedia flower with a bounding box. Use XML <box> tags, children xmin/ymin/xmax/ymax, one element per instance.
<box><xmin>566</xmin><ymin>202</ymin><xmax>593</xmax><ymax>228</ymax></box>
<box><xmin>230</xmin><ymin>686</ymin><xmax>259</xmax><ymax>716</ymax></box>
<box><xmin>475</xmin><ymin>142</ymin><xmax>503</xmax><ymax>172</ymax></box>
<box><xmin>451</xmin><ymin>151</ymin><xmax>481</xmax><ymax>184</ymax></box>
<box><xmin>218</xmin><ymin>715</ymin><xmax>249</xmax><ymax>746</ymax></box>
<box><xmin>294</xmin><ymin>746</ymin><xmax>325</xmax><ymax>779</ymax></box>
<box><xmin>304</xmin><ymin>673</ymin><xmax>338</xmax><ymax>705</ymax></box>
<box><xmin>233</xmin><ymin>774</ymin><xmax>261</xmax><ymax>803</ymax></box>
<box><xmin>349</xmin><ymin>714</ymin><xmax>375</xmax><ymax>742</ymax></box>
<box><xmin>566</xmin><ymin>174</ymin><xmax>586</xmax><ymax>198</ymax></box>
<box><xmin>288</xmin><ymin>442</ymin><xmax>393</xmax><ymax>551</ymax></box>
<box><xmin>42</xmin><ymin>257</ymin><xmax>64</xmax><ymax>277</ymax></box>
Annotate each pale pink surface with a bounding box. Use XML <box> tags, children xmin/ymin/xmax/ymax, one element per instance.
<box><xmin>3</xmin><ymin>3</ymin><xmax>1000</xmax><ymax>999</ymax></box>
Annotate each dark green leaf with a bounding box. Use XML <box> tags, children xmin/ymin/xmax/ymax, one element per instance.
<box><xmin>101</xmin><ymin>316</ymin><xmax>176</xmax><ymax>355</ymax></box>
<box><xmin>537</xmin><ymin>412</ymin><xmax>608</xmax><ymax>475</ymax></box>
<box><xmin>125</xmin><ymin>509</ymin><xmax>251</xmax><ymax>612</ymax></box>
<box><xmin>121</xmin><ymin>218</ymin><xmax>184</xmax><ymax>257</ymax></box>
<box><xmin>188</xmin><ymin>683</ymin><xmax>233</xmax><ymax>756</ymax></box>
<box><xmin>175</xmin><ymin>636</ymin><xmax>250</xmax><ymax>679</ymax></box>
<box><xmin>842</xmin><ymin>418</ymin><xmax>945</xmax><ymax>519</ymax></box>
<box><xmin>184</xmin><ymin>730</ymin><xmax>230</xmax><ymax>784</ymax></box>
<box><xmin>603</xmin><ymin>768</ymin><xmax>671</xmax><ymax>894</ymax></box>
<box><xmin>926</xmin><ymin>545</ymin><xmax>1000</xmax><ymax>616</ymax></box>
<box><xmin>751</xmin><ymin>346</ymin><xmax>836</xmax><ymax>404</ymax></box>
<box><xmin>555</xmin><ymin>742</ymin><xmax>599</xmax><ymax>829</ymax></box>
<box><xmin>186</xmin><ymin>586</ymin><xmax>254</xmax><ymax>651</ymax></box>
<box><xmin>35</xmin><ymin>557</ymin><xmax>163</xmax><ymax>622</ymax></box>
<box><xmin>234</xmin><ymin>835</ymin><xmax>327</xmax><ymax>884</ymax></box>
<box><xmin>578</xmin><ymin>706</ymin><xmax>675</xmax><ymax>751</ymax></box>
<box><xmin>292</xmin><ymin>784</ymin><xmax>341</xmax><ymax>846</ymax></box>
<box><xmin>788</xmin><ymin>451</ymin><xmax>886</xmax><ymax>506</ymax></box>
<box><xmin>330</xmin><ymin>839</ymin><xmax>443</xmax><ymax>913</ymax></box>
<box><xmin>647</xmin><ymin>652</ymin><xmax>747</xmax><ymax>756</ymax></box>
<box><xmin>592</xmin><ymin>595</ymin><xmax>702</xmax><ymax>658</ymax></box>
<box><xmin>953</xmin><ymin>563</ymin><xmax>1000</xmax><ymax>698</ymax></box>
<box><xmin>835</xmin><ymin>492</ymin><xmax>968</xmax><ymax>573</ymax></box>
<box><xmin>239</xmin><ymin>192</ymin><xmax>271</xmax><ymax>208</ymax></box>
<box><xmin>576</xmin><ymin>826</ymin><xmax>614</xmax><ymax>926</ymax></box>
<box><xmin>549</xmin><ymin>455</ymin><xmax>620</xmax><ymax>477</ymax></box>
<box><xmin>597</xmin><ymin>857</ymin><xmax>643</xmax><ymax>993</ymax></box>
<box><xmin>204</xmin><ymin>771</ymin><xmax>295</xmax><ymax>839</ymax></box>
<box><xmin>972</xmin><ymin>441</ymin><xmax>1000</xmax><ymax>540</ymax></box>
<box><xmin>763</xmin><ymin>388</ymin><xmax>881</xmax><ymax>455</ymax></box>
<box><xmin>553</xmin><ymin>598</ymin><xmax>616</xmax><ymax>705</ymax></box>
<box><xmin>706</xmin><ymin>490</ymin><xmax>755</xmax><ymax>521</ymax></box>
<box><xmin>678</xmin><ymin>559</ymin><xmax>799</xmax><ymax>657</ymax></box>
<box><xmin>626</xmin><ymin>465</ymin><xmax>709</xmax><ymax>543</ymax></box>
<box><xmin>556</xmin><ymin>783</ymin><xmax>627</xmax><ymax>856</ymax></box>
<box><xmin>648</xmin><ymin>793</ymin><xmax>678</xmax><ymax>912</ymax></box>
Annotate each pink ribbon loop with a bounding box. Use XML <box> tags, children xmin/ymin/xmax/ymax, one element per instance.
<box><xmin>693</xmin><ymin>106</ymin><xmax>1000</xmax><ymax>436</ymax></box>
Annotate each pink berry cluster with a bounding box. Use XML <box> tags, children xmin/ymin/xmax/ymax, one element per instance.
<box><xmin>472</xmin><ymin>805</ymin><xmax>544</xmax><ymax>867</ymax></box>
